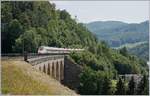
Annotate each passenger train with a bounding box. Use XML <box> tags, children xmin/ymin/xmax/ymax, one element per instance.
<box><xmin>38</xmin><ymin>46</ymin><xmax>84</xmax><ymax>54</ymax></box>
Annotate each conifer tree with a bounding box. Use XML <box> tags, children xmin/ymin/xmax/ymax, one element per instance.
<box><xmin>115</xmin><ymin>78</ymin><xmax>126</xmax><ymax>95</ymax></box>
<box><xmin>127</xmin><ymin>76</ymin><xmax>135</xmax><ymax>95</ymax></box>
<box><xmin>119</xmin><ymin>47</ymin><xmax>128</xmax><ymax>57</ymax></box>
<box><xmin>101</xmin><ymin>77</ymin><xmax>112</xmax><ymax>95</ymax></box>
<box><xmin>136</xmin><ymin>75</ymin><xmax>149</xmax><ymax>95</ymax></box>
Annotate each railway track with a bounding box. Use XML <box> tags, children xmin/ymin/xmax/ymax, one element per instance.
<box><xmin>1</xmin><ymin>53</ymin><xmax>68</xmax><ymax>61</ymax></box>
<box><xmin>1</xmin><ymin>53</ymin><xmax>24</xmax><ymax>60</ymax></box>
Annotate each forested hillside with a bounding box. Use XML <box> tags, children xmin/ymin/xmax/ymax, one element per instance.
<box><xmin>2</xmin><ymin>1</ymin><xmax>96</xmax><ymax>53</ymax></box>
<box><xmin>86</xmin><ymin>21</ymin><xmax>149</xmax><ymax>61</ymax></box>
<box><xmin>86</xmin><ymin>21</ymin><xmax>149</xmax><ymax>47</ymax></box>
<box><xmin>128</xmin><ymin>42</ymin><xmax>149</xmax><ymax>61</ymax></box>
<box><xmin>1</xmin><ymin>1</ymin><xmax>149</xmax><ymax>95</ymax></box>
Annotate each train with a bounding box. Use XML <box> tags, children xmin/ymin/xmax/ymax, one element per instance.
<box><xmin>38</xmin><ymin>46</ymin><xmax>84</xmax><ymax>54</ymax></box>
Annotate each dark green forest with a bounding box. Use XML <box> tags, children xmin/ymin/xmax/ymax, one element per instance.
<box><xmin>86</xmin><ymin>21</ymin><xmax>149</xmax><ymax>61</ymax></box>
<box><xmin>1</xmin><ymin>1</ymin><xmax>149</xmax><ymax>95</ymax></box>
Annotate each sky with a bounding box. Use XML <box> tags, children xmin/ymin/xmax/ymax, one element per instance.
<box><xmin>50</xmin><ymin>1</ymin><xmax>149</xmax><ymax>23</ymax></box>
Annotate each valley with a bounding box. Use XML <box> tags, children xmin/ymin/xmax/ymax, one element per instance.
<box><xmin>86</xmin><ymin>21</ymin><xmax>149</xmax><ymax>61</ymax></box>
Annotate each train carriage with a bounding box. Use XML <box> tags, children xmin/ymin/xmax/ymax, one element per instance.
<box><xmin>38</xmin><ymin>46</ymin><xmax>84</xmax><ymax>54</ymax></box>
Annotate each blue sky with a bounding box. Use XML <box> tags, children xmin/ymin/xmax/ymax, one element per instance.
<box><xmin>50</xmin><ymin>1</ymin><xmax>149</xmax><ymax>23</ymax></box>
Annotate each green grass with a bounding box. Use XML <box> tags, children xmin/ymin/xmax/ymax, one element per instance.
<box><xmin>1</xmin><ymin>60</ymin><xmax>76</xmax><ymax>95</ymax></box>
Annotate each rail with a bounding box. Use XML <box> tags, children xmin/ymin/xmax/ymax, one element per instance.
<box><xmin>1</xmin><ymin>53</ymin><xmax>66</xmax><ymax>61</ymax></box>
<box><xmin>1</xmin><ymin>53</ymin><xmax>67</xmax><ymax>66</ymax></box>
<box><xmin>1</xmin><ymin>53</ymin><xmax>24</xmax><ymax>60</ymax></box>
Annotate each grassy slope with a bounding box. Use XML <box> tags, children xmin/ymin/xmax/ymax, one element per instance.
<box><xmin>1</xmin><ymin>60</ymin><xmax>77</xmax><ymax>95</ymax></box>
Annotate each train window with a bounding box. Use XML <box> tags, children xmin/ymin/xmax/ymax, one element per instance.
<box><xmin>39</xmin><ymin>47</ymin><xmax>43</xmax><ymax>50</ymax></box>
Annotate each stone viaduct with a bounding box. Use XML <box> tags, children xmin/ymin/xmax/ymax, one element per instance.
<box><xmin>26</xmin><ymin>54</ymin><xmax>82</xmax><ymax>91</ymax></box>
<box><xmin>27</xmin><ymin>55</ymin><xmax>65</xmax><ymax>81</ymax></box>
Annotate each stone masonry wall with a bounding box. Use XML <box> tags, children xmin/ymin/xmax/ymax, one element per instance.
<box><xmin>33</xmin><ymin>58</ymin><xmax>64</xmax><ymax>81</ymax></box>
<box><xmin>62</xmin><ymin>56</ymin><xmax>82</xmax><ymax>92</ymax></box>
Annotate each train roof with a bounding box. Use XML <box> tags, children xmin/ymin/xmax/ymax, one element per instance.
<box><xmin>39</xmin><ymin>46</ymin><xmax>84</xmax><ymax>51</ymax></box>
